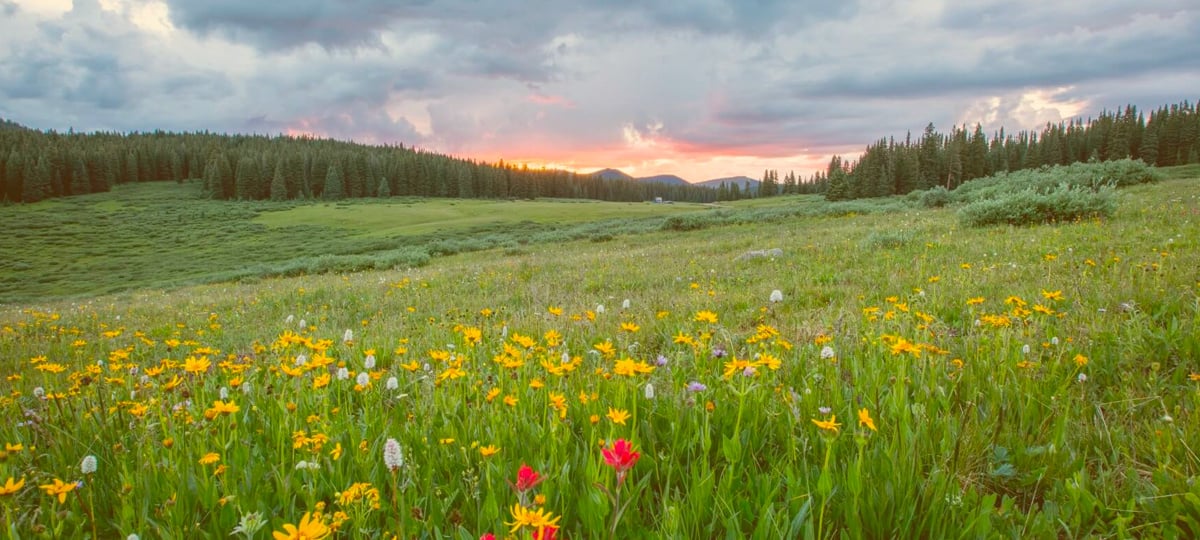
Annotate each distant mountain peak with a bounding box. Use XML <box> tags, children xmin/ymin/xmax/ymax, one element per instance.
<box><xmin>589</xmin><ymin>168</ymin><xmax>635</xmax><ymax>181</ymax></box>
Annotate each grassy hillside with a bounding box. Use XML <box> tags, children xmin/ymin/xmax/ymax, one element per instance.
<box><xmin>0</xmin><ymin>182</ymin><xmax>716</xmax><ymax>302</ymax></box>
<box><xmin>0</xmin><ymin>171</ymin><xmax>1198</xmax><ymax>537</ymax></box>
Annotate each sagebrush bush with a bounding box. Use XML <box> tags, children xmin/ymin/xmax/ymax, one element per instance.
<box><xmin>958</xmin><ymin>184</ymin><xmax>1117</xmax><ymax>227</ymax></box>
<box><xmin>919</xmin><ymin>186</ymin><xmax>952</xmax><ymax>207</ymax></box>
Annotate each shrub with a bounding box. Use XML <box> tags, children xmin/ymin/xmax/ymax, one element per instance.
<box><xmin>958</xmin><ymin>184</ymin><xmax>1117</xmax><ymax>227</ymax></box>
<box><xmin>661</xmin><ymin>214</ymin><xmax>712</xmax><ymax>231</ymax></box>
<box><xmin>919</xmin><ymin>186</ymin><xmax>952</xmax><ymax>207</ymax></box>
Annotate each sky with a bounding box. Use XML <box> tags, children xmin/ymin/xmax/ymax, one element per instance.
<box><xmin>1</xmin><ymin>0</ymin><xmax>1198</xmax><ymax>182</ymax></box>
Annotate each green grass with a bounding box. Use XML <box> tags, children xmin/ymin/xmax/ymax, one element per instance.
<box><xmin>254</xmin><ymin>198</ymin><xmax>705</xmax><ymax>238</ymax></box>
<box><xmin>0</xmin><ymin>183</ymin><xmax>725</xmax><ymax>303</ymax></box>
<box><xmin>1</xmin><ymin>170</ymin><xmax>1198</xmax><ymax>538</ymax></box>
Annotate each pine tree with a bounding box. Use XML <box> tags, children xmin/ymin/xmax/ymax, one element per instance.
<box><xmin>23</xmin><ymin>156</ymin><xmax>51</xmax><ymax>202</ymax></box>
<box><xmin>269</xmin><ymin>157</ymin><xmax>287</xmax><ymax>201</ymax></box>
<box><xmin>324</xmin><ymin>162</ymin><xmax>344</xmax><ymax>199</ymax></box>
<box><xmin>234</xmin><ymin>156</ymin><xmax>260</xmax><ymax>200</ymax></box>
<box><xmin>69</xmin><ymin>156</ymin><xmax>90</xmax><ymax>196</ymax></box>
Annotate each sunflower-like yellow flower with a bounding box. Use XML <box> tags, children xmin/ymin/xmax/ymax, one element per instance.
<box><xmin>811</xmin><ymin>415</ymin><xmax>841</xmax><ymax>434</ymax></box>
<box><xmin>606</xmin><ymin>407</ymin><xmax>631</xmax><ymax>425</ymax></box>
<box><xmin>857</xmin><ymin>408</ymin><xmax>877</xmax><ymax>432</ymax></box>
<box><xmin>39</xmin><ymin>478</ymin><xmax>76</xmax><ymax>504</ymax></box>
<box><xmin>507</xmin><ymin>503</ymin><xmax>561</xmax><ymax>536</ymax></box>
<box><xmin>272</xmin><ymin>512</ymin><xmax>330</xmax><ymax>540</ymax></box>
<box><xmin>0</xmin><ymin>476</ymin><xmax>25</xmax><ymax>496</ymax></box>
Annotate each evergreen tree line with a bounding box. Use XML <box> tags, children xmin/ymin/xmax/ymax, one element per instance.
<box><xmin>754</xmin><ymin>169</ymin><xmax>830</xmax><ymax>198</ymax></box>
<box><xmin>0</xmin><ymin>128</ymin><xmax>734</xmax><ymax>204</ymax></box>
<box><xmin>818</xmin><ymin>100</ymin><xmax>1200</xmax><ymax>201</ymax></box>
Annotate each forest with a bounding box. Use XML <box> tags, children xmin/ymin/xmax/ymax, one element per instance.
<box><xmin>1</xmin><ymin>100</ymin><xmax>1197</xmax><ymax>205</ymax></box>
<box><xmin>815</xmin><ymin>101</ymin><xmax>1200</xmax><ymax>200</ymax></box>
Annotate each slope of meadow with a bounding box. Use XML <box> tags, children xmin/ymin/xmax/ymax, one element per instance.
<box><xmin>0</xmin><ymin>172</ymin><xmax>1198</xmax><ymax>538</ymax></box>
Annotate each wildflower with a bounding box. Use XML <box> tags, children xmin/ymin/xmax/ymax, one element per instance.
<box><xmin>620</xmin><ymin>321</ymin><xmax>640</xmax><ymax>333</ymax></box>
<box><xmin>606</xmin><ymin>408</ymin><xmax>631</xmax><ymax>425</ymax></box>
<box><xmin>206</xmin><ymin>400</ymin><xmax>240</xmax><ymax>418</ymax></box>
<box><xmin>199</xmin><ymin>452</ymin><xmax>221</xmax><ymax>465</ymax></box>
<box><xmin>336</xmin><ymin>367</ymin><xmax>350</xmax><ymax>380</ymax></box>
<box><xmin>81</xmin><ymin>455</ymin><xmax>98</xmax><ymax>474</ymax></box>
<box><xmin>694</xmin><ymin>310</ymin><xmax>719</xmax><ymax>324</ymax></box>
<box><xmin>184</xmin><ymin>356</ymin><xmax>211</xmax><ymax>375</ymax></box>
<box><xmin>769</xmin><ymin>289</ymin><xmax>783</xmax><ymax>303</ymax></box>
<box><xmin>655</xmin><ymin>354</ymin><xmax>669</xmax><ymax>366</ymax></box>
<box><xmin>272</xmin><ymin>512</ymin><xmax>329</xmax><ymax>540</ymax></box>
<box><xmin>0</xmin><ymin>477</ymin><xmax>24</xmax><ymax>496</ymax></box>
<box><xmin>515</xmin><ymin>464</ymin><xmax>543</xmax><ymax>493</ymax></box>
<box><xmin>40</xmin><ymin>478</ymin><xmax>77</xmax><ymax>503</ymax></box>
<box><xmin>386</xmin><ymin>376</ymin><xmax>398</xmax><ymax>390</ymax></box>
<box><xmin>596</xmin><ymin>304</ymin><xmax>605</xmax><ymax>314</ymax></box>
<box><xmin>966</xmin><ymin>297</ymin><xmax>985</xmax><ymax>306</ymax></box>
<box><xmin>479</xmin><ymin>445</ymin><xmax>500</xmax><ymax>457</ymax></box>
<box><xmin>507</xmin><ymin>503</ymin><xmax>561</xmax><ymax>537</ymax></box>
<box><xmin>1077</xmin><ymin>373</ymin><xmax>1087</xmax><ymax>383</ymax></box>
<box><xmin>481</xmin><ymin>535</ymin><xmax>496</xmax><ymax>540</ymax></box>
<box><xmin>602</xmin><ymin>439</ymin><xmax>641</xmax><ymax>485</ymax></box>
<box><xmin>1073</xmin><ymin>354</ymin><xmax>1088</xmax><ymax>367</ymax></box>
<box><xmin>811</xmin><ymin>415</ymin><xmax>841</xmax><ymax>434</ymax></box>
<box><xmin>1041</xmin><ymin>290</ymin><xmax>1064</xmax><ymax>301</ymax></box>
<box><xmin>820</xmin><ymin>346</ymin><xmax>835</xmax><ymax>360</ymax></box>
<box><xmin>355</xmin><ymin>372</ymin><xmax>370</xmax><ymax>387</ymax></box>
<box><xmin>622</xmin><ymin>299</ymin><xmax>631</xmax><ymax>310</ymax></box>
<box><xmin>312</xmin><ymin>373</ymin><xmax>330</xmax><ymax>389</ymax></box>
<box><xmin>232</xmin><ymin>511</ymin><xmax>266</xmax><ymax>537</ymax></box>
<box><xmin>547</xmin><ymin>306</ymin><xmax>563</xmax><ymax>316</ymax></box>
<box><xmin>644</xmin><ymin>383</ymin><xmax>655</xmax><ymax>400</ymax></box>
<box><xmin>857</xmin><ymin>408</ymin><xmax>877</xmax><ymax>432</ymax></box>
<box><xmin>711</xmin><ymin>345</ymin><xmax>726</xmax><ymax>358</ymax></box>
<box><xmin>686</xmin><ymin>381</ymin><xmax>707</xmax><ymax>392</ymax></box>
<box><xmin>342</xmin><ymin>329</ymin><xmax>354</xmax><ymax>344</ymax></box>
<box><xmin>364</xmin><ymin>354</ymin><xmax>376</xmax><ymax>370</ymax></box>
<box><xmin>383</xmin><ymin>439</ymin><xmax>403</xmax><ymax>471</ymax></box>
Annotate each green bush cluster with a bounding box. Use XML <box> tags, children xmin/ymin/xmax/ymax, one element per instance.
<box><xmin>957</xmin><ymin>184</ymin><xmax>1117</xmax><ymax>227</ymax></box>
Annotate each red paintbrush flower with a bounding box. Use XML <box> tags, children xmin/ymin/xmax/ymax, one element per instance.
<box><xmin>602</xmin><ymin>438</ymin><xmax>641</xmax><ymax>486</ymax></box>
<box><xmin>516</xmin><ymin>463</ymin><xmax>543</xmax><ymax>492</ymax></box>
<box><xmin>533</xmin><ymin>524</ymin><xmax>558</xmax><ymax>540</ymax></box>
<box><xmin>480</xmin><ymin>534</ymin><xmax>496</xmax><ymax>540</ymax></box>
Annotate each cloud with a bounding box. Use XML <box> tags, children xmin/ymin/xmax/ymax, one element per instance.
<box><xmin>1</xmin><ymin>0</ymin><xmax>1196</xmax><ymax>182</ymax></box>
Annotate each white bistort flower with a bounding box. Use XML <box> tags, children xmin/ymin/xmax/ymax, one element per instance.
<box><xmin>644</xmin><ymin>382</ymin><xmax>655</xmax><ymax>400</ymax></box>
<box><xmin>81</xmin><ymin>455</ymin><xmax>98</xmax><ymax>474</ymax></box>
<box><xmin>364</xmin><ymin>354</ymin><xmax>377</xmax><ymax>370</ymax></box>
<box><xmin>622</xmin><ymin>298</ymin><xmax>631</xmax><ymax>310</ymax></box>
<box><xmin>343</xmin><ymin>329</ymin><xmax>354</xmax><ymax>343</ymax></box>
<box><xmin>769</xmin><ymin>289</ymin><xmax>784</xmax><ymax>303</ymax></box>
<box><xmin>384</xmin><ymin>438</ymin><xmax>404</xmax><ymax>471</ymax></box>
<box><xmin>820</xmin><ymin>346</ymin><xmax>836</xmax><ymax>360</ymax></box>
<box><xmin>386</xmin><ymin>376</ymin><xmax>399</xmax><ymax>390</ymax></box>
<box><xmin>356</xmin><ymin>372</ymin><xmax>370</xmax><ymax>387</ymax></box>
<box><xmin>337</xmin><ymin>367</ymin><xmax>350</xmax><ymax>380</ymax></box>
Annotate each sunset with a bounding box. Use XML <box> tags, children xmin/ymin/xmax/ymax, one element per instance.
<box><xmin>2</xmin><ymin>0</ymin><xmax>1196</xmax><ymax>180</ymax></box>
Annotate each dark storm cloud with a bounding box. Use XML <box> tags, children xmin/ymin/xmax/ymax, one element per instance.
<box><xmin>161</xmin><ymin>0</ymin><xmax>405</xmax><ymax>50</ymax></box>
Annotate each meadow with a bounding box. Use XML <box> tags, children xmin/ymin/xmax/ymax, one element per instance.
<box><xmin>1</xmin><ymin>168</ymin><xmax>1199</xmax><ymax>538</ymax></box>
